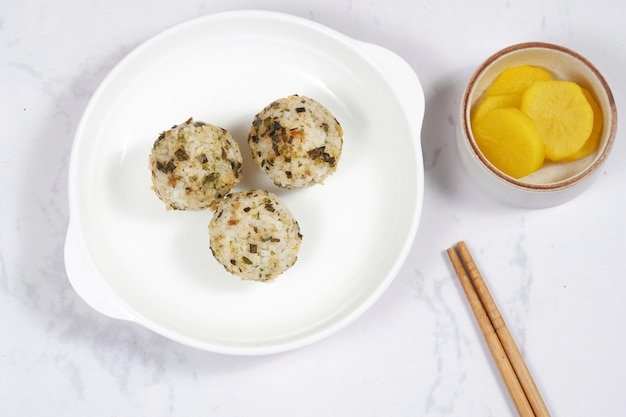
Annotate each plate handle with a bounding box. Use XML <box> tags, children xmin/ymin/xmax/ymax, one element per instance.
<box><xmin>353</xmin><ymin>41</ymin><xmax>425</xmax><ymax>139</ymax></box>
<box><xmin>64</xmin><ymin>223</ymin><xmax>132</xmax><ymax>321</ymax></box>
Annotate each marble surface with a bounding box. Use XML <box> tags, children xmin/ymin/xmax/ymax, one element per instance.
<box><xmin>2</xmin><ymin>0</ymin><xmax>625</xmax><ymax>415</ymax></box>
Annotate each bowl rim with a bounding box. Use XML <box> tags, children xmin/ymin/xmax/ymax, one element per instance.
<box><xmin>461</xmin><ymin>41</ymin><xmax>617</xmax><ymax>192</ymax></box>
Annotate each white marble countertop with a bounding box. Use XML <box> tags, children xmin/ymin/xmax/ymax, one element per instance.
<box><xmin>2</xmin><ymin>0</ymin><xmax>625</xmax><ymax>415</ymax></box>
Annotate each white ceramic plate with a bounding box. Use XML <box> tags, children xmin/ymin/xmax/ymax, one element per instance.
<box><xmin>65</xmin><ymin>10</ymin><xmax>424</xmax><ymax>355</ymax></box>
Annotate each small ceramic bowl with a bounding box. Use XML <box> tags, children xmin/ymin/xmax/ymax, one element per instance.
<box><xmin>458</xmin><ymin>42</ymin><xmax>617</xmax><ymax>208</ymax></box>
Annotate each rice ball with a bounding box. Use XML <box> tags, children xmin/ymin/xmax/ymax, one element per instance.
<box><xmin>248</xmin><ymin>95</ymin><xmax>343</xmax><ymax>188</ymax></box>
<box><xmin>149</xmin><ymin>118</ymin><xmax>243</xmax><ymax>210</ymax></box>
<box><xmin>209</xmin><ymin>190</ymin><xmax>302</xmax><ymax>282</ymax></box>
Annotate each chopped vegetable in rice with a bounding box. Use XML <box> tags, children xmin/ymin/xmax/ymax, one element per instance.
<box><xmin>149</xmin><ymin>118</ymin><xmax>243</xmax><ymax>210</ymax></box>
<box><xmin>248</xmin><ymin>95</ymin><xmax>343</xmax><ymax>189</ymax></box>
<box><xmin>209</xmin><ymin>190</ymin><xmax>302</xmax><ymax>282</ymax></box>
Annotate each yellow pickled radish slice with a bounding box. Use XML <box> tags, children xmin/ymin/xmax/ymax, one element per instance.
<box><xmin>472</xmin><ymin>93</ymin><xmax>522</xmax><ymax>124</ymax></box>
<box><xmin>472</xmin><ymin>108</ymin><xmax>545</xmax><ymax>179</ymax></box>
<box><xmin>562</xmin><ymin>88</ymin><xmax>603</xmax><ymax>161</ymax></box>
<box><xmin>485</xmin><ymin>65</ymin><xmax>553</xmax><ymax>97</ymax></box>
<box><xmin>521</xmin><ymin>80</ymin><xmax>593</xmax><ymax>161</ymax></box>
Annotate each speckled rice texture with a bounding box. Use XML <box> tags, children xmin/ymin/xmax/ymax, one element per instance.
<box><xmin>209</xmin><ymin>190</ymin><xmax>302</xmax><ymax>282</ymax></box>
<box><xmin>248</xmin><ymin>95</ymin><xmax>343</xmax><ymax>189</ymax></box>
<box><xmin>149</xmin><ymin>118</ymin><xmax>243</xmax><ymax>210</ymax></box>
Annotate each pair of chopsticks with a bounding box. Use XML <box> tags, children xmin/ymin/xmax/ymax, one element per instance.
<box><xmin>447</xmin><ymin>241</ymin><xmax>550</xmax><ymax>417</ymax></box>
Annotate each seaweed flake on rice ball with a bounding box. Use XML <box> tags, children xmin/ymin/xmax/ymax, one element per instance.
<box><xmin>209</xmin><ymin>190</ymin><xmax>302</xmax><ymax>282</ymax></box>
<box><xmin>248</xmin><ymin>95</ymin><xmax>343</xmax><ymax>189</ymax></box>
<box><xmin>149</xmin><ymin>118</ymin><xmax>243</xmax><ymax>210</ymax></box>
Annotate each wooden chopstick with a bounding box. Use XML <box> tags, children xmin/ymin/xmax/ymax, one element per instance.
<box><xmin>447</xmin><ymin>242</ymin><xmax>550</xmax><ymax>417</ymax></box>
<box><xmin>455</xmin><ymin>242</ymin><xmax>550</xmax><ymax>417</ymax></box>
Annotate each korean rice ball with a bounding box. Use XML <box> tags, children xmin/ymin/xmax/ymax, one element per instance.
<box><xmin>149</xmin><ymin>118</ymin><xmax>243</xmax><ymax>210</ymax></box>
<box><xmin>248</xmin><ymin>95</ymin><xmax>343</xmax><ymax>189</ymax></box>
<box><xmin>209</xmin><ymin>190</ymin><xmax>302</xmax><ymax>282</ymax></box>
